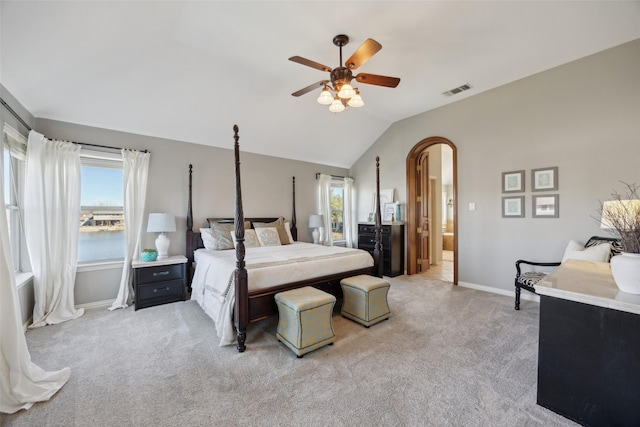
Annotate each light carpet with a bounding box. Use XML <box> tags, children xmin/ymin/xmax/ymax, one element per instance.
<box><xmin>1</xmin><ymin>275</ymin><xmax>576</xmax><ymax>426</ymax></box>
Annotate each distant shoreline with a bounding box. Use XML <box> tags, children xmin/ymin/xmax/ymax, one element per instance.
<box><xmin>79</xmin><ymin>225</ymin><xmax>124</xmax><ymax>233</ymax></box>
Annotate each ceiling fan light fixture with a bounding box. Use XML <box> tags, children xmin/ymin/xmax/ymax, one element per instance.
<box><xmin>329</xmin><ymin>97</ymin><xmax>345</xmax><ymax>113</ymax></box>
<box><xmin>317</xmin><ymin>89</ymin><xmax>333</xmax><ymax>105</ymax></box>
<box><xmin>338</xmin><ymin>82</ymin><xmax>355</xmax><ymax>99</ymax></box>
<box><xmin>347</xmin><ymin>89</ymin><xmax>364</xmax><ymax>108</ymax></box>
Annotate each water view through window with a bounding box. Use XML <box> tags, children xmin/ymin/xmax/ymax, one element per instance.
<box><xmin>78</xmin><ymin>166</ymin><xmax>124</xmax><ymax>263</ymax></box>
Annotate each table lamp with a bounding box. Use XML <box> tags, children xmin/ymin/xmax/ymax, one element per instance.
<box><xmin>308</xmin><ymin>214</ymin><xmax>325</xmax><ymax>244</ymax></box>
<box><xmin>147</xmin><ymin>213</ymin><xmax>176</xmax><ymax>259</ymax></box>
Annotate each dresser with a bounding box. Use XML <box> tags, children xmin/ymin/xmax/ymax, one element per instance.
<box><xmin>536</xmin><ymin>260</ymin><xmax>640</xmax><ymax>426</ymax></box>
<box><xmin>357</xmin><ymin>223</ymin><xmax>405</xmax><ymax>277</ymax></box>
<box><xmin>132</xmin><ymin>255</ymin><xmax>187</xmax><ymax>310</ymax></box>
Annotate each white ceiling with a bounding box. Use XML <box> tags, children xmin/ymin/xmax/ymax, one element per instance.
<box><xmin>2</xmin><ymin>1</ymin><xmax>639</xmax><ymax>168</ymax></box>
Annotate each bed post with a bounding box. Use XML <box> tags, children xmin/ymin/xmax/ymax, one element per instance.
<box><xmin>291</xmin><ymin>176</ymin><xmax>298</xmax><ymax>241</ymax></box>
<box><xmin>373</xmin><ymin>156</ymin><xmax>383</xmax><ymax>278</ymax></box>
<box><xmin>186</xmin><ymin>164</ymin><xmax>194</xmax><ymax>289</ymax></box>
<box><xmin>233</xmin><ymin>125</ymin><xmax>248</xmax><ymax>353</ymax></box>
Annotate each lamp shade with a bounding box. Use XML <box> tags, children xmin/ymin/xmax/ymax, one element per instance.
<box><xmin>147</xmin><ymin>213</ymin><xmax>176</xmax><ymax>233</ymax></box>
<box><xmin>309</xmin><ymin>214</ymin><xmax>325</xmax><ymax>229</ymax></box>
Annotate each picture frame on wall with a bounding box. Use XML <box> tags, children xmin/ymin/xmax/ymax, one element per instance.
<box><xmin>502</xmin><ymin>196</ymin><xmax>525</xmax><ymax>218</ymax></box>
<box><xmin>502</xmin><ymin>170</ymin><xmax>525</xmax><ymax>193</ymax></box>
<box><xmin>533</xmin><ymin>194</ymin><xmax>559</xmax><ymax>218</ymax></box>
<box><xmin>532</xmin><ymin>167</ymin><xmax>559</xmax><ymax>191</ymax></box>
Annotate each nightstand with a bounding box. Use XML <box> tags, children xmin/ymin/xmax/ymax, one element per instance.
<box><xmin>132</xmin><ymin>255</ymin><xmax>187</xmax><ymax>310</ymax></box>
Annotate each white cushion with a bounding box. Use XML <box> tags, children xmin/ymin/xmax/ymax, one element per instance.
<box><xmin>200</xmin><ymin>228</ymin><xmax>216</xmax><ymax>250</ymax></box>
<box><xmin>255</xmin><ymin>227</ymin><xmax>282</xmax><ymax>247</ymax></box>
<box><xmin>562</xmin><ymin>240</ymin><xmax>611</xmax><ymax>263</ymax></box>
<box><xmin>284</xmin><ymin>221</ymin><xmax>295</xmax><ymax>243</ymax></box>
<box><xmin>229</xmin><ymin>229</ymin><xmax>260</xmax><ymax>248</ymax></box>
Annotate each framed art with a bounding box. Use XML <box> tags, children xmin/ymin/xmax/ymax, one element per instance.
<box><xmin>502</xmin><ymin>170</ymin><xmax>525</xmax><ymax>193</ymax></box>
<box><xmin>502</xmin><ymin>196</ymin><xmax>525</xmax><ymax>218</ymax></box>
<box><xmin>383</xmin><ymin>202</ymin><xmax>397</xmax><ymax>222</ymax></box>
<box><xmin>372</xmin><ymin>189</ymin><xmax>395</xmax><ymax>213</ymax></box>
<box><xmin>533</xmin><ymin>194</ymin><xmax>559</xmax><ymax>218</ymax></box>
<box><xmin>532</xmin><ymin>167</ymin><xmax>558</xmax><ymax>191</ymax></box>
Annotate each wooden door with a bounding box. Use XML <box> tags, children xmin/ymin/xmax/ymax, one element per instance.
<box><xmin>418</xmin><ymin>152</ymin><xmax>430</xmax><ymax>271</ymax></box>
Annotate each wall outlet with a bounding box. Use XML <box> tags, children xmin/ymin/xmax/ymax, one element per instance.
<box><xmin>469</xmin><ymin>202</ymin><xmax>476</xmax><ymax>211</ymax></box>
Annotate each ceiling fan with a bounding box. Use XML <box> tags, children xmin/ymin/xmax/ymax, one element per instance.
<box><xmin>289</xmin><ymin>34</ymin><xmax>400</xmax><ymax>113</ymax></box>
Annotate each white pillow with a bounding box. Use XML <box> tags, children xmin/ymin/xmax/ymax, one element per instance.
<box><xmin>200</xmin><ymin>228</ymin><xmax>216</xmax><ymax>250</ymax></box>
<box><xmin>562</xmin><ymin>240</ymin><xmax>611</xmax><ymax>263</ymax></box>
<box><xmin>255</xmin><ymin>227</ymin><xmax>282</xmax><ymax>247</ymax></box>
<box><xmin>229</xmin><ymin>229</ymin><xmax>260</xmax><ymax>248</ymax></box>
<box><xmin>284</xmin><ymin>221</ymin><xmax>295</xmax><ymax>243</ymax></box>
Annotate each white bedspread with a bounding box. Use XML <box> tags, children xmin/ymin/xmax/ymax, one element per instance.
<box><xmin>191</xmin><ymin>242</ymin><xmax>373</xmax><ymax>346</ymax></box>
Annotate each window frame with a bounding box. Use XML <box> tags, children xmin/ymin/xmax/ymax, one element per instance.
<box><xmin>77</xmin><ymin>150</ymin><xmax>125</xmax><ymax>265</ymax></box>
<box><xmin>3</xmin><ymin>146</ymin><xmax>22</xmax><ymax>272</ymax></box>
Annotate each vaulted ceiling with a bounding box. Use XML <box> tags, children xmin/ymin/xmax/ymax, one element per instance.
<box><xmin>2</xmin><ymin>1</ymin><xmax>639</xmax><ymax>168</ymax></box>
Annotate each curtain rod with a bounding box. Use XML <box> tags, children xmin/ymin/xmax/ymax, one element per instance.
<box><xmin>315</xmin><ymin>173</ymin><xmax>353</xmax><ymax>180</ymax></box>
<box><xmin>1</xmin><ymin>96</ymin><xmax>148</xmax><ymax>154</ymax></box>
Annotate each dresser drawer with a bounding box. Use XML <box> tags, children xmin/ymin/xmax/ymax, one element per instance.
<box><xmin>137</xmin><ymin>279</ymin><xmax>184</xmax><ymax>301</ymax></box>
<box><xmin>358</xmin><ymin>224</ymin><xmax>391</xmax><ymax>235</ymax></box>
<box><xmin>358</xmin><ymin>234</ymin><xmax>390</xmax><ymax>249</ymax></box>
<box><xmin>136</xmin><ymin>263</ymin><xmax>183</xmax><ymax>285</ymax></box>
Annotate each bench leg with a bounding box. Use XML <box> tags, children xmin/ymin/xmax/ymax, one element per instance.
<box><xmin>515</xmin><ymin>286</ymin><xmax>521</xmax><ymax>311</ymax></box>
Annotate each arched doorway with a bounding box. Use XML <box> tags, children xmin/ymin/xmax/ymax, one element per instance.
<box><xmin>406</xmin><ymin>137</ymin><xmax>458</xmax><ymax>284</ymax></box>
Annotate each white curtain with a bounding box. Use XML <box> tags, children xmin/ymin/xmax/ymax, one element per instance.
<box><xmin>343</xmin><ymin>177</ymin><xmax>354</xmax><ymax>248</ymax></box>
<box><xmin>24</xmin><ymin>131</ymin><xmax>84</xmax><ymax>328</ymax></box>
<box><xmin>1</xmin><ymin>141</ymin><xmax>70</xmax><ymax>414</ymax></box>
<box><xmin>318</xmin><ymin>174</ymin><xmax>333</xmax><ymax>245</ymax></box>
<box><xmin>109</xmin><ymin>149</ymin><xmax>150</xmax><ymax>311</ymax></box>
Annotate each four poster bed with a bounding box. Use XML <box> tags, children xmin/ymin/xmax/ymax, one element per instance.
<box><xmin>186</xmin><ymin>125</ymin><xmax>384</xmax><ymax>352</ymax></box>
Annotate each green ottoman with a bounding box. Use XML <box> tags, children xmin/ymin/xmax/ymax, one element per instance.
<box><xmin>275</xmin><ymin>286</ymin><xmax>336</xmax><ymax>358</ymax></box>
<box><xmin>340</xmin><ymin>275</ymin><xmax>390</xmax><ymax>327</ymax></box>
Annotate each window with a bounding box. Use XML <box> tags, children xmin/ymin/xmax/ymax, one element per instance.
<box><xmin>3</xmin><ymin>146</ymin><xmax>21</xmax><ymax>271</ymax></box>
<box><xmin>330</xmin><ymin>181</ymin><xmax>345</xmax><ymax>242</ymax></box>
<box><xmin>78</xmin><ymin>154</ymin><xmax>124</xmax><ymax>263</ymax></box>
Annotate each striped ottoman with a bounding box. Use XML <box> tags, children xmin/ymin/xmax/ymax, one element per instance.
<box><xmin>340</xmin><ymin>275</ymin><xmax>390</xmax><ymax>327</ymax></box>
<box><xmin>275</xmin><ymin>286</ymin><xmax>336</xmax><ymax>358</ymax></box>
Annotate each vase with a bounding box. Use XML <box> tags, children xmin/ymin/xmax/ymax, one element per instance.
<box><xmin>610</xmin><ymin>252</ymin><xmax>640</xmax><ymax>294</ymax></box>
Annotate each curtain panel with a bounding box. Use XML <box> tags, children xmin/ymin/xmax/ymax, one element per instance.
<box><xmin>109</xmin><ymin>149</ymin><xmax>150</xmax><ymax>310</ymax></box>
<box><xmin>24</xmin><ymin>131</ymin><xmax>84</xmax><ymax>327</ymax></box>
<box><xmin>0</xmin><ymin>141</ymin><xmax>70</xmax><ymax>414</ymax></box>
<box><xmin>318</xmin><ymin>174</ymin><xmax>333</xmax><ymax>246</ymax></box>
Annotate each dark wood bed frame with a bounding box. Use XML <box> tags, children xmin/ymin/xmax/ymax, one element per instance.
<box><xmin>186</xmin><ymin>125</ymin><xmax>383</xmax><ymax>352</ymax></box>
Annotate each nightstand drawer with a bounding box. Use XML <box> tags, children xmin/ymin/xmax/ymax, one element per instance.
<box><xmin>136</xmin><ymin>264</ymin><xmax>183</xmax><ymax>285</ymax></box>
<box><xmin>137</xmin><ymin>279</ymin><xmax>184</xmax><ymax>301</ymax></box>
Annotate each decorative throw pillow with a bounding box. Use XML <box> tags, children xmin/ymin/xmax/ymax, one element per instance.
<box><xmin>200</xmin><ymin>228</ymin><xmax>217</xmax><ymax>250</ymax></box>
<box><xmin>254</xmin><ymin>217</ymin><xmax>290</xmax><ymax>244</ymax></box>
<box><xmin>255</xmin><ymin>227</ymin><xmax>282</xmax><ymax>247</ymax></box>
<box><xmin>209</xmin><ymin>222</ymin><xmax>235</xmax><ymax>250</ymax></box>
<box><xmin>229</xmin><ymin>229</ymin><xmax>260</xmax><ymax>248</ymax></box>
<box><xmin>284</xmin><ymin>221</ymin><xmax>295</xmax><ymax>243</ymax></box>
<box><xmin>562</xmin><ymin>240</ymin><xmax>611</xmax><ymax>263</ymax></box>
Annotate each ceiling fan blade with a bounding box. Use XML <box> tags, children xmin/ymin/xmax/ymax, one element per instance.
<box><xmin>345</xmin><ymin>38</ymin><xmax>382</xmax><ymax>70</ymax></box>
<box><xmin>291</xmin><ymin>80</ymin><xmax>329</xmax><ymax>97</ymax></box>
<box><xmin>288</xmin><ymin>56</ymin><xmax>332</xmax><ymax>72</ymax></box>
<box><xmin>354</xmin><ymin>73</ymin><xmax>400</xmax><ymax>88</ymax></box>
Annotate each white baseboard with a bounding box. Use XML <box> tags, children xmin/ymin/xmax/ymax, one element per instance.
<box><xmin>458</xmin><ymin>281</ymin><xmax>540</xmax><ymax>304</ymax></box>
<box><xmin>21</xmin><ymin>300</ymin><xmax>115</xmax><ymax>331</ymax></box>
<box><xmin>76</xmin><ymin>299</ymin><xmax>115</xmax><ymax>310</ymax></box>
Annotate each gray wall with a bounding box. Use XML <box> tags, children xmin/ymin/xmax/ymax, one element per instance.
<box><xmin>350</xmin><ymin>39</ymin><xmax>640</xmax><ymax>291</ymax></box>
<box><xmin>26</xmin><ymin>118</ymin><xmax>348</xmax><ymax>308</ymax></box>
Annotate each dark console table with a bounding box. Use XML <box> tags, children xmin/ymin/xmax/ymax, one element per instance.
<box><xmin>536</xmin><ymin>260</ymin><xmax>640</xmax><ymax>427</ymax></box>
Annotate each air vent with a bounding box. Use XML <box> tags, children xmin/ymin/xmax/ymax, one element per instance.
<box><xmin>442</xmin><ymin>83</ymin><xmax>472</xmax><ymax>97</ymax></box>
